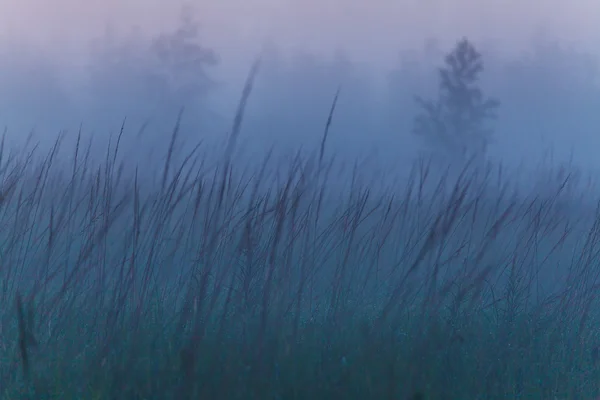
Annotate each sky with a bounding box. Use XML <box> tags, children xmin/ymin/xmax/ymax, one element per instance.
<box><xmin>2</xmin><ymin>0</ymin><xmax>599</xmax><ymax>69</ymax></box>
<box><xmin>0</xmin><ymin>0</ymin><xmax>600</xmax><ymax>185</ymax></box>
<box><xmin>1</xmin><ymin>0</ymin><xmax>596</xmax><ymax>115</ymax></box>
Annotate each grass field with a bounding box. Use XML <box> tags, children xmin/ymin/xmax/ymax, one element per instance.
<box><xmin>0</xmin><ymin>96</ymin><xmax>600</xmax><ymax>399</ymax></box>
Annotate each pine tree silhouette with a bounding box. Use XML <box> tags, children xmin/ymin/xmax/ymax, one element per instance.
<box><xmin>413</xmin><ymin>38</ymin><xmax>500</xmax><ymax>162</ymax></box>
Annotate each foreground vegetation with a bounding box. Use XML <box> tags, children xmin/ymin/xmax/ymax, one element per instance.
<box><xmin>0</xmin><ymin>113</ymin><xmax>598</xmax><ymax>400</ymax></box>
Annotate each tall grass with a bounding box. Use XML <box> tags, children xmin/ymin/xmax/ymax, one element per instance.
<box><xmin>0</xmin><ymin>90</ymin><xmax>600</xmax><ymax>399</ymax></box>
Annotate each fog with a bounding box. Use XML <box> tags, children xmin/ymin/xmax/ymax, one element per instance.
<box><xmin>0</xmin><ymin>0</ymin><xmax>600</xmax><ymax>192</ymax></box>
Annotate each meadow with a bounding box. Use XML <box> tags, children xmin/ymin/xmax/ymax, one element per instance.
<box><xmin>0</xmin><ymin>101</ymin><xmax>599</xmax><ymax>400</ymax></box>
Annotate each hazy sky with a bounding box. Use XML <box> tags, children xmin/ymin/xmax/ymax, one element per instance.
<box><xmin>1</xmin><ymin>0</ymin><xmax>600</xmax><ymax>179</ymax></box>
<box><xmin>1</xmin><ymin>0</ymin><xmax>599</xmax><ymax>71</ymax></box>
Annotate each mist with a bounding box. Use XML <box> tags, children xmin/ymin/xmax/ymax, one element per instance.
<box><xmin>0</xmin><ymin>0</ymin><xmax>599</xmax><ymax>185</ymax></box>
<box><xmin>4</xmin><ymin>2</ymin><xmax>600</xmax><ymax>396</ymax></box>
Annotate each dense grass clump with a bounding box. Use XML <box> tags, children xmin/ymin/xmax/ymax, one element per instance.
<box><xmin>0</xmin><ymin>111</ymin><xmax>600</xmax><ymax>399</ymax></box>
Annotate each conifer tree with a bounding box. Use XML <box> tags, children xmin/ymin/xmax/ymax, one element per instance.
<box><xmin>413</xmin><ymin>38</ymin><xmax>500</xmax><ymax>161</ymax></box>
